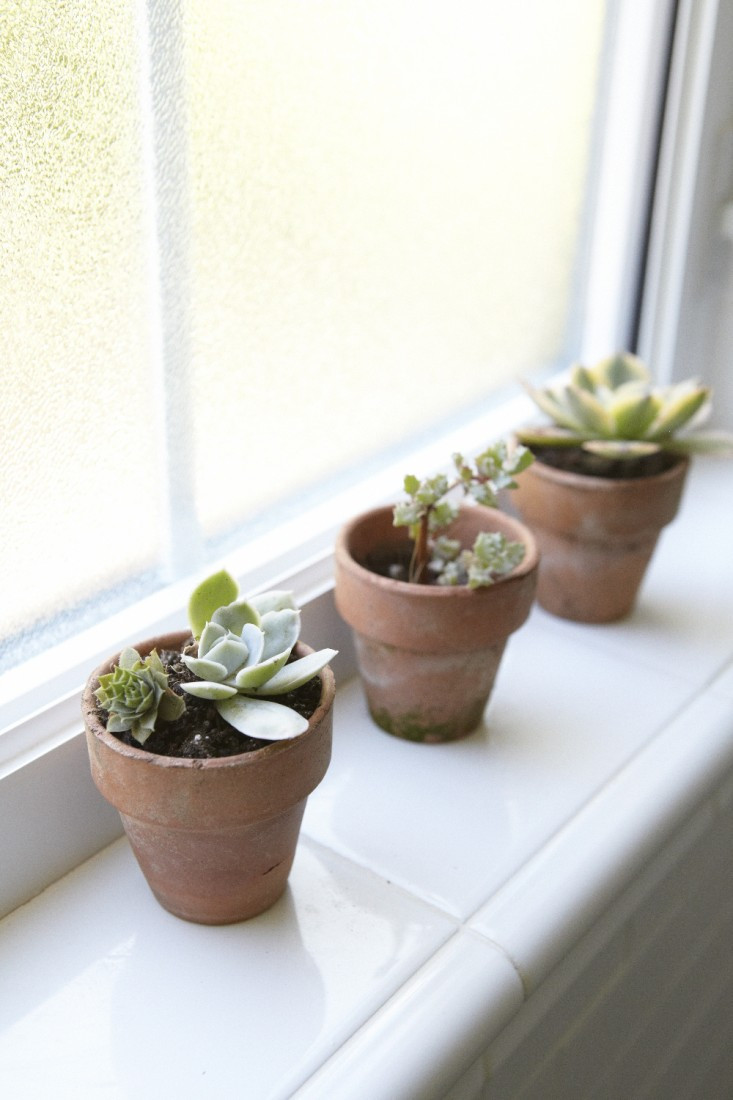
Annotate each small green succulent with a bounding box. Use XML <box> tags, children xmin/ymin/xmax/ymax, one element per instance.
<box><xmin>518</xmin><ymin>352</ymin><xmax>733</xmax><ymax>459</ymax></box>
<box><xmin>393</xmin><ymin>441</ymin><xmax>533</xmax><ymax>585</ymax></box>
<box><xmin>181</xmin><ymin>571</ymin><xmax>337</xmax><ymax>741</ymax></box>
<box><xmin>95</xmin><ymin>647</ymin><xmax>185</xmax><ymax>745</ymax></box>
<box><xmin>430</xmin><ymin>530</ymin><xmax>528</xmax><ymax>589</ymax></box>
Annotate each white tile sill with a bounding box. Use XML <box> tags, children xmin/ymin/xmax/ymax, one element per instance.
<box><xmin>2</xmin><ymin>459</ymin><xmax>733</xmax><ymax>1100</ymax></box>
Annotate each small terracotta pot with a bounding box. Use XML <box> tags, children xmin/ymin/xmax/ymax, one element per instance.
<box><xmin>334</xmin><ymin>505</ymin><xmax>538</xmax><ymax>742</ymax></box>
<box><xmin>82</xmin><ymin>633</ymin><xmax>334</xmax><ymax>925</ymax></box>
<box><xmin>511</xmin><ymin>456</ymin><xmax>689</xmax><ymax>622</ymax></box>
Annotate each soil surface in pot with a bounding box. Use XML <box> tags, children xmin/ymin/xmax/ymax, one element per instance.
<box><xmin>529</xmin><ymin>445</ymin><xmax>679</xmax><ymax>480</ymax></box>
<box><xmin>94</xmin><ymin>645</ymin><xmax>322</xmax><ymax>760</ymax></box>
<box><xmin>363</xmin><ymin>546</ymin><xmax>425</xmax><ymax>583</ymax></box>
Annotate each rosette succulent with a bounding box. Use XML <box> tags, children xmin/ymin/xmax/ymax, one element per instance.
<box><xmin>393</xmin><ymin>440</ymin><xmax>533</xmax><ymax>585</ymax></box>
<box><xmin>181</xmin><ymin>570</ymin><xmax>337</xmax><ymax>740</ymax></box>
<box><xmin>518</xmin><ymin>352</ymin><xmax>733</xmax><ymax>459</ymax></box>
<box><xmin>95</xmin><ymin>647</ymin><xmax>185</xmax><ymax>745</ymax></box>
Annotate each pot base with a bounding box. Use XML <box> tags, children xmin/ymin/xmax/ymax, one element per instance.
<box><xmin>354</xmin><ymin>634</ymin><xmax>506</xmax><ymax>743</ymax></box>
<box><xmin>122</xmin><ymin>801</ymin><xmax>306</xmax><ymax>925</ymax></box>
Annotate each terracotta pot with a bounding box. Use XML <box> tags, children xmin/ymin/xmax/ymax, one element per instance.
<box><xmin>511</xmin><ymin>456</ymin><xmax>689</xmax><ymax>623</ymax></box>
<box><xmin>334</xmin><ymin>504</ymin><xmax>538</xmax><ymax>742</ymax></box>
<box><xmin>82</xmin><ymin>633</ymin><xmax>334</xmax><ymax>925</ymax></box>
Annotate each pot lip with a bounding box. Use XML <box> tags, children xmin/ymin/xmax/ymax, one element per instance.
<box><xmin>82</xmin><ymin>631</ymin><xmax>335</xmax><ymax>770</ymax></box>
<box><xmin>335</xmin><ymin>502</ymin><xmax>539</xmax><ymax>596</ymax></box>
<box><xmin>524</xmin><ymin>451</ymin><xmax>690</xmax><ymax>492</ymax></box>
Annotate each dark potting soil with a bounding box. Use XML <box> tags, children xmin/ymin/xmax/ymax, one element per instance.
<box><xmin>529</xmin><ymin>445</ymin><xmax>680</xmax><ymax>480</ymax></box>
<box><xmin>98</xmin><ymin>645</ymin><xmax>323</xmax><ymax>760</ymax></box>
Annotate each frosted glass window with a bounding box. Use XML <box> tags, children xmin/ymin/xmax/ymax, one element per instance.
<box><xmin>2</xmin><ymin>0</ymin><xmax>617</xmax><ymax>673</ymax></box>
<box><xmin>1</xmin><ymin>2</ymin><xmax>162</xmax><ymax>667</ymax></box>
<box><xmin>183</xmin><ymin>0</ymin><xmax>607</xmax><ymax>538</ymax></box>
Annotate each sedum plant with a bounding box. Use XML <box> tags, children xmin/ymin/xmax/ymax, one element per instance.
<box><xmin>393</xmin><ymin>441</ymin><xmax>533</xmax><ymax>586</ymax></box>
<box><xmin>517</xmin><ymin>352</ymin><xmax>733</xmax><ymax>459</ymax></box>
<box><xmin>95</xmin><ymin>647</ymin><xmax>185</xmax><ymax>746</ymax></box>
<box><xmin>181</xmin><ymin>570</ymin><xmax>337</xmax><ymax>740</ymax></box>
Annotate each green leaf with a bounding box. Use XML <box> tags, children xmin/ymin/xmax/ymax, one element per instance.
<box><xmin>234</xmin><ymin>649</ymin><xmax>290</xmax><ymax>689</ymax></box>
<box><xmin>646</xmin><ymin>386</ymin><xmax>709</xmax><ymax>441</ymax></box>
<box><xmin>610</xmin><ymin>389</ymin><xmax>659</xmax><ymax>439</ymax></box>
<box><xmin>181</xmin><ymin>655</ymin><xmax>229</xmax><ymax>681</ymax></box>
<box><xmin>188</xmin><ymin>570</ymin><xmax>239</xmax><ymax>639</ymax></box>
<box><xmin>212</xmin><ymin>598</ymin><xmax>260</xmax><ymax>636</ymax></box>
<box><xmin>249</xmin><ymin>590</ymin><xmax>297</xmax><ymax>615</ymax></box>
<box><xmin>259</xmin><ymin>609</ymin><xmax>300</xmax><ymax>662</ymax></box>
<box><xmin>403</xmin><ymin>474</ymin><xmax>420</xmax><ymax>496</ymax></box>
<box><xmin>525</xmin><ymin>385</ymin><xmax>586</xmax><ymax>431</ymax></box>
<box><xmin>204</xmin><ymin>637</ymin><xmax>251</xmax><ymax>676</ymax></box>
<box><xmin>594</xmin><ymin>353</ymin><xmax>649</xmax><ymax>390</ymax></box>
<box><xmin>565</xmin><ymin>385</ymin><xmax>614</xmax><ymax>436</ymax></box>
<box><xmin>252</xmin><ymin>648</ymin><xmax>337</xmax><ymax>695</ymax></box>
<box><xmin>216</xmin><ymin>697</ymin><xmax>309</xmax><ymax>740</ymax></box>
<box><xmin>181</xmin><ymin>680</ymin><xmax>238</xmax><ymax>700</ymax></box>
<box><xmin>570</xmin><ymin>364</ymin><xmax>597</xmax><ymax>393</ymax></box>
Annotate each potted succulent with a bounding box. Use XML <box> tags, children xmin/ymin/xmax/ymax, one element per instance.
<box><xmin>82</xmin><ymin>570</ymin><xmax>337</xmax><ymax>925</ymax></box>
<box><xmin>334</xmin><ymin>441</ymin><xmax>539</xmax><ymax>743</ymax></box>
<box><xmin>512</xmin><ymin>352</ymin><xmax>733</xmax><ymax>622</ymax></box>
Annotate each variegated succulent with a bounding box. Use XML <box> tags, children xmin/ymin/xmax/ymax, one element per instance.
<box><xmin>95</xmin><ymin>647</ymin><xmax>186</xmax><ymax>745</ymax></box>
<box><xmin>517</xmin><ymin>353</ymin><xmax>733</xmax><ymax>459</ymax></box>
<box><xmin>181</xmin><ymin>570</ymin><xmax>337</xmax><ymax>741</ymax></box>
<box><xmin>393</xmin><ymin>440</ymin><xmax>533</xmax><ymax>585</ymax></box>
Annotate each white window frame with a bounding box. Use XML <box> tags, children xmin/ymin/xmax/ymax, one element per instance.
<box><xmin>4</xmin><ymin>0</ymin><xmax>721</xmax><ymax>919</ymax></box>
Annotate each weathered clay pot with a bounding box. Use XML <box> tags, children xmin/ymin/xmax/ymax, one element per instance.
<box><xmin>82</xmin><ymin>632</ymin><xmax>334</xmax><ymax>925</ymax></box>
<box><xmin>511</xmin><ymin>456</ymin><xmax>689</xmax><ymax>623</ymax></box>
<box><xmin>334</xmin><ymin>504</ymin><xmax>538</xmax><ymax>742</ymax></box>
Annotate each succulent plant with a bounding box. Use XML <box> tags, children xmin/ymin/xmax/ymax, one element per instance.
<box><xmin>95</xmin><ymin>647</ymin><xmax>186</xmax><ymax>745</ymax></box>
<box><xmin>518</xmin><ymin>352</ymin><xmax>733</xmax><ymax>459</ymax></box>
<box><xmin>181</xmin><ymin>571</ymin><xmax>337</xmax><ymax>741</ymax></box>
<box><xmin>393</xmin><ymin>440</ymin><xmax>533</xmax><ymax>585</ymax></box>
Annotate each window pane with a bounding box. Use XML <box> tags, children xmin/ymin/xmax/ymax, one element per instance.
<box><xmin>0</xmin><ymin>1</ymin><xmax>162</xmax><ymax>668</ymax></box>
<box><xmin>183</xmin><ymin>0</ymin><xmax>607</xmax><ymax>539</ymax></box>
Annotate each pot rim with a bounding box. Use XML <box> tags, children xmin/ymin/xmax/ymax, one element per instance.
<box><xmin>525</xmin><ymin>452</ymin><xmax>689</xmax><ymax>493</ymax></box>
<box><xmin>335</xmin><ymin>502</ymin><xmax>539</xmax><ymax>597</ymax></box>
<box><xmin>82</xmin><ymin>632</ymin><xmax>336</xmax><ymax>770</ymax></box>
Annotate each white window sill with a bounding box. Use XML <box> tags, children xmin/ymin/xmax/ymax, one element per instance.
<box><xmin>2</xmin><ymin>457</ymin><xmax>733</xmax><ymax>1099</ymax></box>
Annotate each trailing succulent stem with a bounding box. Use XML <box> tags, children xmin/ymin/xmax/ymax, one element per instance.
<box><xmin>518</xmin><ymin>352</ymin><xmax>733</xmax><ymax>459</ymax></box>
<box><xmin>393</xmin><ymin>441</ymin><xmax>533</xmax><ymax>586</ymax></box>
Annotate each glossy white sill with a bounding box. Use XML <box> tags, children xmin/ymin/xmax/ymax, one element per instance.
<box><xmin>2</xmin><ymin>458</ymin><xmax>733</xmax><ymax>1100</ymax></box>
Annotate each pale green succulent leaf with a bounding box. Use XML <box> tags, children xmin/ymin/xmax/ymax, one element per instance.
<box><xmin>646</xmin><ymin>387</ymin><xmax>709</xmax><ymax>441</ymax></box>
<box><xmin>570</xmin><ymin>364</ymin><xmax>597</xmax><ymax>394</ymax></box>
<box><xmin>594</xmin><ymin>353</ymin><xmax>649</xmax><ymax>390</ymax></box>
<box><xmin>610</xmin><ymin>390</ymin><xmax>659</xmax><ymax>439</ymax></box>
<box><xmin>253</xmin><ymin>648</ymin><xmax>337</xmax><ymax>696</ymax></box>
<box><xmin>157</xmin><ymin>691</ymin><xmax>186</xmax><ymax>722</ymax></box>
<box><xmin>181</xmin><ymin>680</ymin><xmax>238</xmax><ymax>700</ymax></box>
<box><xmin>565</xmin><ymin>385</ymin><xmax>614</xmax><ymax>436</ymax></box>
<box><xmin>240</xmin><ymin>622</ymin><xmax>265</xmax><ymax>667</ymax></box>
<box><xmin>663</xmin><ymin>430</ymin><xmax>733</xmax><ymax>456</ymax></box>
<box><xmin>199</xmin><ymin>621</ymin><xmax>227</xmax><ymax>654</ymax></box>
<box><xmin>582</xmin><ymin>440</ymin><xmax>661</xmax><ymax>459</ymax></box>
<box><xmin>233</xmin><ymin>649</ymin><xmax>290</xmax><ymax>689</ymax></box>
<box><xmin>188</xmin><ymin>570</ymin><xmax>239</xmax><ymax>639</ymax></box>
<box><xmin>105</xmin><ymin>712</ymin><xmax>133</xmax><ymax>734</ymax></box>
<box><xmin>212</xmin><ymin>598</ymin><xmax>261</xmax><ymax>635</ymax></box>
<box><xmin>204</xmin><ymin>637</ymin><xmax>251</xmax><ymax>676</ymax></box>
<box><xmin>249</xmin><ymin>590</ymin><xmax>297</xmax><ymax>616</ymax></box>
<box><xmin>181</xmin><ymin>655</ymin><xmax>229</xmax><ymax>681</ymax></box>
<box><xmin>216</xmin><ymin>696</ymin><xmax>309</xmax><ymax>740</ymax></box>
<box><xmin>259</xmin><ymin>609</ymin><xmax>300</xmax><ymax>662</ymax></box>
<box><xmin>118</xmin><ymin>646</ymin><xmax>142</xmax><ymax>672</ymax></box>
<box><xmin>525</xmin><ymin>385</ymin><xmax>586</xmax><ymax>431</ymax></box>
